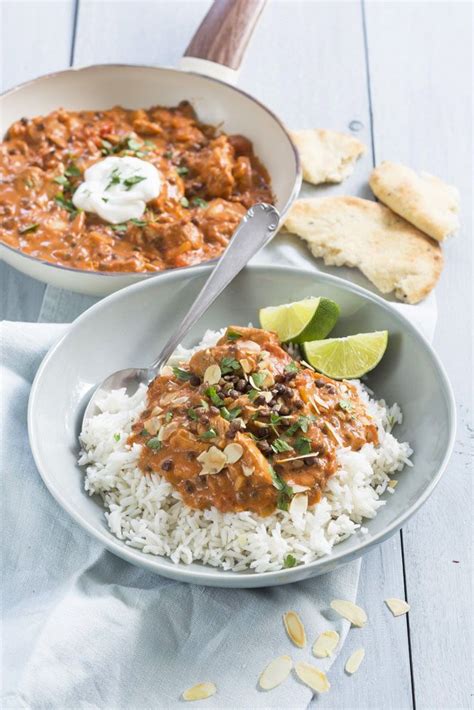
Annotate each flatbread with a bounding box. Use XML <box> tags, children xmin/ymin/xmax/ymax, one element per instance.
<box><xmin>369</xmin><ymin>161</ymin><xmax>460</xmax><ymax>241</ymax></box>
<box><xmin>284</xmin><ymin>196</ymin><xmax>443</xmax><ymax>304</ymax></box>
<box><xmin>290</xmin><ymin>129</ymin><xmax>366</xmax><ymax>185</ymax></box>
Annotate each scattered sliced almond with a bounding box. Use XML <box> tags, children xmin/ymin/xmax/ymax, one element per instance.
<box><xmin>159</xmin><ymin>389</ymin><xmax>180</xmax><ymax>406</ymax></box>
<box><xmin>182</xmin><ymin>682</ymin><xmax>217</xmax><ymax>701</ymax></box>
<box><xmin>242</xmin><ymin>464</ymin><xmax>254</xmax><ymax>477</ymax></box>
<box><xmin>283</xmin><ymin>611</ymin><xmax>306</xmax><ymax>648</ymax></box>
<box><xmin>260</xmin><ymin>391</ymin><xmax>273</xmax><ymax>403</ymax></box>
<box><xmin>294</xmin><ymin>662</ymin><xmax>330</xmax><ymax>693</ymax></box>
<box><xmin>143</xmin><ymin>416</ymin><xmax>161</xmax><ymax>436</ymax></box>
<box><xmin>330</xmin><ymin>599</ymin><xmax>367</xmax><ymax>627</ymax></box>
<box><xmin>158</xmin><ymin>421</ymin><xmax>179</xmax><ymax>442</ymax></box>
<box><xmin>291</xmin><ymin>484</ymin><xmax>310</xmax><ymax>493</ymax></box>
<box><xmin>324</xmin><ymin>421</ymin><xmax>343</xmax><ymax>446</ymax></box>
<box><xmin>197</xmin><ymin>446</ymin><xmax>227</xmax><ymax>475</ymax></box>
<box><xmin>151</xmin><ymin>405</ymin><xmax>163</xmax><ymax>416</ymax></box>
<box><xmin>385</xmin><ymin>598</ymin><xmax>410</xmax><ymax>616</ymax></box>
<box><xmin>345</xmin><ymin>648</ymin><xmax>365</xmax><ymax>675</ymax></box>
<box><xmin>289</xmin><ymin>493</ymin><xmax>308</xmax><ymax>520</ymax></box>
<box><xmin>312</xmin><ymin>630</ymin><xmax>340</xmax><ymax>658</ymax></box>
<box><xmin>224</xmin><ymin>443</ymin><xmax>243</xmax><ymax>464</ymax></box>
<box><xmin>259</xmin><ymin>655</ymin><xmax>293</xmax><ymax>690</ymax></box>
<box><xmin>239</xmin><ymin>358</ymin><xmax>252</xmax><ymax>374</ymax></box>
<box><xmin>249</xmin><ymin>374</ymin><xmax>262</xmax><ymax>390</ymax></box>
<box><xmin>277</xmin><ymin>453</ymin><xmax>318</xmax><ymax>464</ymax></box>
<box><xmin>204</xmin><ymin>364</ymin><xmax>221</xmax><ymax>385</ymax></box>
<box><xmin>241</xmin><ymin>340</ymin><xmax>261</xmax><ymax>353</ymax></box>
<box><xmin>260</xmin><ymin>368</ymin><xmax>275</xmax><ymax>387</ymax></box>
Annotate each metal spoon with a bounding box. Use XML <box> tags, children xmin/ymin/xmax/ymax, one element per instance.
<box><xmin>82</xmin><ymin>202</ymin><xmax>280</xmax><ymax>428</ymax></box>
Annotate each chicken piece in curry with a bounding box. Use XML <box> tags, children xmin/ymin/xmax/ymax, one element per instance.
<box><xmin>0</xmin><ymin>102</ymin><xmax>273</xmax><ymax>272</ymax></box>
<box><xmin>129</xmin><ymin>327</ymin><xmax>378</xmax><ymax>517</ymax></box>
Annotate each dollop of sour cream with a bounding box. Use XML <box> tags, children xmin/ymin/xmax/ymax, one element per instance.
<box><xmin>72</xmin><ymin>156</ymin><xmax>161</xmax><ymax>224</ymax></box>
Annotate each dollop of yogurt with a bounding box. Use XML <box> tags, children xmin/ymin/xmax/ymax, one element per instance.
<box><xmin>72</xmin><ymin>156</ymin><xmax>161</xmax><ymax>224</ymax></box>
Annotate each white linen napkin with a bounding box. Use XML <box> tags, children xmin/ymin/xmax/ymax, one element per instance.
<box><xmin>2</xmin><ymin>237</ymin><xmax>436</xmax><ymax>708</ymax></box>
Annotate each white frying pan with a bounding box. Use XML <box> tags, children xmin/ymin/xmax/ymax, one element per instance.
<box><xmin>0</xmin><ymin>0</ymin><xmax>301</xmax><ymax>296</ymax></box>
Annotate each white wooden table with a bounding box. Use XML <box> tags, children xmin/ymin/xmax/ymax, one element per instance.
<box><xmin>1</xmin><ymin>2</ymin><xmax>472</xmax><ymax>708</ymax></box>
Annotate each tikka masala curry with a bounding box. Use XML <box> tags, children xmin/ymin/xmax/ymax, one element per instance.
<box><xmin>130</xmin><ymin>327</ymin><xmax>378</xmax><ymax>517</ymax></box>
<box><xmin>0</xmin><ymin>102</ymin><xmax>273</xmax><ymax>272</ymax></box>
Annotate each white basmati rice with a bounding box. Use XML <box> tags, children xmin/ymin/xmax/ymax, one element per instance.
<box><xmin>79</xmin><ymin>330</ymin><xmax>412</xmax><ymax>573</ymax></box>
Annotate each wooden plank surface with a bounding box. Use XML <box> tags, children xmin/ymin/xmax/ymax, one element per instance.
<box><xmin>56</xmin><ymin>1</ymin><xmax>412</xmax><ymax>707</ymax></box>
<box><xmin>0</xmin><ymin>0</ymin><xmax>76</xmax><ymax>321</ymax></box>
<box><xmin>365</xmin><ymin>3</ymin><xmax>473</xmax><ymax>708</ymax></box>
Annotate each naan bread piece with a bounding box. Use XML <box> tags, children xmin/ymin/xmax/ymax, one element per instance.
<box><xmin>369</xmin><ymin>161</ymin><xmax>460</xmax><ymax>241</ymax></box>
<box><xmin>284</xmin><ymin>196</ymin><xmax>443</xmax><ymax>304</ymax></box>
<box><xmin>290</xmin><ymin>129</ymin><xmax>366</xmax><ymax>185</ymax></box>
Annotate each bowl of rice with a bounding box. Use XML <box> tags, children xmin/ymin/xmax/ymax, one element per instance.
<box><xmin>28</xmin><ymin>265</ymin><xmax>455</xmax><ymax>587</ymax></box>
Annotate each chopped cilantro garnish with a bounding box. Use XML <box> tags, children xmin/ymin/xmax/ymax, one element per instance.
<box><xmin>220</xmin><ymin>356</ymin><xmax>240</xmax><ymax>374</ymax></box>
<box><xmin>54</xmin><ymin>194</ymin><xmax>76</xmax><ymax>214</ymax></box>
<box><xmin>187</xmin><ymin>408</ymin><xmax>199</xmax><ymax>421</ymax></box>
<box><xmin>100</xmin><ymin>139</ymin><xmax>114</xmax><ymax>155</ymax></box>
<box><xmin>270</xmin><ymin>466</ymin><xmax>294</xmax><ymax>511</ymax></box>
<box><xmin>146</xmin><ymin>437</ymin><xmax>162</xmax><ymax>450</ymax></box>
<box><xmin>285</xmin><ymin>361</ymin><xmax>299</xmax><ymax>373</ymax></box>
<box><xmin>283</xmin><ymin>554</ymin><xmax>297</xmax><ymax>568</ymax></box>
<box><xmin>172</xmin><ymin>366</ymin><xmax>192</xmax><ymax>381</ymax></box>
<box><xmin>250</xmin><ymin>372</ymin><xmax>266</xmax><ymax>389</ymax></box>
<box><xmin>165</xmin><ymin>412</ymin><xmax>174</xmax><ymax>423</ymax></box>
<box><xmin>199</xmin><ymin>428</ymin><xmax>217</xmax><ymax>440</ymax></box>
<box><xmin>180</xmin><ymin>196</ymin><xmax>190</xmax><ymax>208</ymax></box>
<box><xmin>295</xmin><ymin>436</ymin><xmax>312</xmax><ymax>455</ymax></box>
<box><xmin>53</xmin><ymin>175</ymin><xmax>70</xmax><ymax>188</ymax></box>
<box><xmin>105</xmin><ymin>167</ymin><xmax>121</xmax><ymax>191</ymax></box>
<box><xmin>287</xmin><ymin>415</ymin><xmax>313</xmax><ymax>436</ymax></box>
<box><xmin>18</xmin><ymin>223</ymin><xmax>39</xmax><ymax>234</ymax></box>
<box><xmin>205</xmin><ymin>386</ymin><xmax>224</xmax><ymax>407</ymax></box>
<box><xmin>123</xmin><ymin>175</ymin><xmax>146</xmax><ymax>190</ymax></box>
<box><xmin>127</xmin><ymin>137</ymin><xmax>142</xmax><ymax>152</ymax></box>
<box><xmin>176</xmin><ymin>166</ymin><xmax>189</xmax><ymax>175</ymax></box>
<box><xmin>226</xmin><ymin>329</ymin><xmax>242</xmax><ymax>341</ymax></box>
<box><xmin>164</xmin><ymin>150</ymin><xmax>173</xmax><ymax>159</ymax></box>
<box><xmin>130</xmin><ymin>218</ymin><xmax>147</xmax><ymax>226</ymax></box>
<box><xmin>271</xmin><ymin>438</ymin><xmax>293</xmax><ymax>454</ymax></box>
<box><xmin>112</xmin><ymin>223</ymin><xmax>128</xmax><ymax>233</ymax></box>
<box><xmin>192</xmin><ymin>197</ymin><xmax>208</xmax><ymax>208</ymax></box>
<box><xmin>221</xmin><ymin>407</ymin><xmax>242</xmax><ymax>422</ymax></box>
<box><xmin>339</xmin><ymin>399</ymin><xmax>353</xmax><ymax>412</ymax></box>
<box><xmin>65</xmin><ymin>162</ymin><xmax>81</xmax><ymax>177</ymax></box>
<box><xmin>247</xmin><ymin>389</ymin><xmax>259</xmax><ymax>401</ymax></box>
<box><xmin>140</xmin><ymin>429</ymin><xmax>149</xmax><ymax>437</ymax></box>
<box><xmin>113</xmin><ymin>433</ymin><xmax>120</xmax><ymax>442</ymax></box>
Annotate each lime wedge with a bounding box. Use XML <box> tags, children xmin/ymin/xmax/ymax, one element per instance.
<box><xmin>259</xmin><ymin>297</ymin><xmax>340</xmax><ymax>343</ymax></box>
<box><xmin>303</xmin><ymin>331</ymin><xmax>388</xmax><ymax>379</ymax></box>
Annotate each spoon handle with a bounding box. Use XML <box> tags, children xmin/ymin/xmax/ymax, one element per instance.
<box><xmin>149</xmin><ymin>202</ymin><xmax>279</xmax><ymax>372</ymax></box>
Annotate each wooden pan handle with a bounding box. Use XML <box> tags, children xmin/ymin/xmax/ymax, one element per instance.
<box><xmin>183</xmin><ymin>0</ymin><xmax>267</xmax><ymax>71</ymax></box>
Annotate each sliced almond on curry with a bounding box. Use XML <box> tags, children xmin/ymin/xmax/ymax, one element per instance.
<box><xmin>385</xmin><ymin>598</ymin><xmax>410</xmax><ymax>616</ymax></box>
<box><xmin>239</xmin><ymin>358</ymin><xmax>252</xmax><ymax>374</ymax></box>
<box><xmin>259</xmin><ymin>655</ymin><xmax>293</xmax><ymax>690</ymax></box>
<box><xmin>330</xmin><ymin>599</ymin><xmax>367</xmax><ymax>627</ymax></box>
<box><xmin>242</xmin><ymin>464</ymin><xmax>254</xmax><ymax>477</ymax></box>
<box><xmin>224</xmin><ymin>443</ymin><xmax>243</xmax><ymax>464</ymax></box>
<box><xmin>143</xmin><ymin>416</ymin><xmax>161</xmax><ymax>436</ymax></box>
<box><xmin>312</xmin><ymin>630</ymin><xmax>340</xmax><ymax>658</ymax></box>
<box><xmin>345</xmin><ymin>647</ymin><xmax>365</xmax><ymax>674</ymax></box>
<box><xmin>295</xmin><ymin>661</ymin><xmax>330</xmax><ymax>693</ymax></box>
<box><xmin>182</xmin><ymin>682</ymin><xmax>217</xmax><ymax>701</ymax></box>
<box><xmin>283</xmin><ymin>611</ymin><xmax>306</xmax><ymax>648</ymax></box>
<box><xmin>289</xmin><ymin>493</ymin><xmax>308</xmax><ymax>521</ymax></box>
<box><xmin>203</xmin><ymin>364</ymin><xmax>221</xmax><ymax>385</ymax></box>
<box><xmin>197</xmin><ymin>446</ymin><xmax>227</xmax><ymax>475</ymax></box>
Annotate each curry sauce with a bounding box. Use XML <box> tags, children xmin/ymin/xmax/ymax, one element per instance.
<box><xmin>129</xmin><ymin>327</ymin><xmax>378</xmax><ymax>517</ymax></box>
<box><xmin>0</xmin><ymin>102</ymin><xmax>273</xmax><ymax>272</ymax></box>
